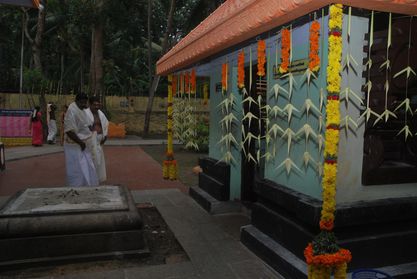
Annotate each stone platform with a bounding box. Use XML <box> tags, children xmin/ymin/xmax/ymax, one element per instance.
<box><xmin>0</xmin><ymin>185</ymin><xmax>147</xmax><ymax>269</ymax></box>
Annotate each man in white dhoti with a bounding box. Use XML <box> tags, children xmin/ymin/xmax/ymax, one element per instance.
<box><xmin>63</xmin><ymin>93</ymin><xmax>99</xmax><ymax>187</ymax></box>
<box><xmin>85</xmin><ymin>96</ymin><xmax>109</xmax><ymax>183</ymax></box>
<box><xmin>47</xmin><ymin>102</ymin><xmax>57</xmax><ymax>144</ymax></box>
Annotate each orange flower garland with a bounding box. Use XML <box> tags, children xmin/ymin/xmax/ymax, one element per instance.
<box><xmin>221</xmin><ymin>63</ymin><xmax>228</xmax><ymax>92</ymax></box>
<box><xmin>180</xmin><ymin>73</ymin><xmax>184</xmax><ymax>94</ymax></box>
<box><xmin>185</xmin><ymin>71</ymin><xmax>190</xmax><ymax>94</ymax></box>
<box><xmin>191</xmin><ymin>68</ymin><xmax>196</xmax><ymax>94</ymax></box>
<box><xmin>172</xmin><ymin>74</ymin><xmax>177</xmax><ymax>97</ymax></box>
<box><xmin>257</xmin><ymin>40</ymin><xmax>266</xmax><ymax>77</ymax></box>
<box><xmin>279</xmin><ymin>28</ymin><xmax>291</xmax><ymax>74</ymax></box>
<box><xmin>237</xmin><ymin>50</ymin><xmax>245</xmax><ymax>89</ymax></box>
<box><xmin>309</xmin><ymin>21</ymin><xmax>321</xmax><ymax>72</ymax></box>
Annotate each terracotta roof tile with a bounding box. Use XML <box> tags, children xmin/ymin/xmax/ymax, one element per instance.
<box><xmin>156</xmin><ymin>0</ymin><xmax>417</xmax><ymax>75</ymax></box>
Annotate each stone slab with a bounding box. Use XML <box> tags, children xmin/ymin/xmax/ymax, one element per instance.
<box><xmin>0</xmin><ymin>185</ymin><xmax>146</xmax><ymax>269</ymax></box>
<box><xmin>0</xmin><ymin>186</ymin><xmax>127</xmax><ymax>216</ymax></box>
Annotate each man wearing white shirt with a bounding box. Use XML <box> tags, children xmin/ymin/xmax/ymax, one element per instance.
<box><xmin>63</xmin><ymin>93</ymin><xmax>98</xmax><ymax>187</ymax></box>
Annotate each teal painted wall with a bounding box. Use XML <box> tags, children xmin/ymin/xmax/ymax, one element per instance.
<box><xmin>208</xmin><ymin>64</ymin><xmax>243</xmax><ymax>200</ymax></box>
<box><xmin>263</xmin><ymin>19</ymin><xmax>329</xmax><ymax>200</ymax></box>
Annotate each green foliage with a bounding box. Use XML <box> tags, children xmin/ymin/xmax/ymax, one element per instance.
<box><xmin>195</xmin><ymin>117</ymin><xmax>209</xmax><ymax>153</ymax></box>
<box><xmin>0</xmin><ymin>0</ymin><xmax>223</xmax><ymax>96</ymax></box>
<box><xmin>312</xmin><ymin>231</ymin><xmax>340</xmax><ymax>255</ymax></box>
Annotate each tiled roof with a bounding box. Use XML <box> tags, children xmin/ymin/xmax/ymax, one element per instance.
<box><xmin>156</xmin><ymin>0</ymin><xmax>417</xmax><ymax>75</ymax></box>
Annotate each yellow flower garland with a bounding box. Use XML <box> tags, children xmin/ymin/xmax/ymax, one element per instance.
<box><xmin>305</xmin><ymin>4</ymin><xmax>351</xmax><ymax>278</ymax></box>
<box><xmin>163</xmin><ymin>74</ymin><xmax>177</xmax><ymax>180</ymax></box>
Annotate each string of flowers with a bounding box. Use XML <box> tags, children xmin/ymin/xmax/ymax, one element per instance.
<box><xmin>304</xmin><ymin>4</ymin><xmax>351</xmax><ymax>279</ymax></box>
<box><xmin>163</xmin><ymin>74</ymin><xmax>178</xmax><ymax>180</ymax></box>
<box><xmin>180</xmin><ymin>73</ymin><xmax>184</xmax><ymax>96</ymax></box>
<box><xmin>203</xmin><ymin>82</ymin><xmax>209</xmax><ymax>105</ymax></box>
<box><xmin>279</xmin><ymin>28</ymin><xmax>291</xmax><ymax>74</ymax></box>
<box><xmin>238</xmin><ymin>50</ymin><xmax>245</xmax><ymax>89</ymax></box>
<box><xmin>309</xmin><ymin>21</ymin><xmax>321</xmax><ymax>72</ymax></box>
<box><xmin>257</xmin><ymin>40</ymin><xmax>266</xmax><ymax>77</ymax></box>
<box><xmin>185</xmin><ymin>71</ymin><xmax>190</xmax><ymax>95</ymax></box>
<box><xmin>191</xmin><ymin>68</ymin><xmax>196</xmax><ymax>94</ymax></box>
<box><xmin>221</xmin><ymin>63</ymin><xmax>228</xmax><ymax>93</ymax></box>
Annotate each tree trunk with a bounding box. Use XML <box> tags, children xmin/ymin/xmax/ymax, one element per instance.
<box><xmin>89</xmin><ymin>0</ymin><xmax>104</xmax><ymax>103</ymax></box>
<box><xmin>147</xmin><ymin>0</ymin><xmax>152</xmax><ymax>85</ymax></box>
<box><xmin>143</xmin><ymin>0</ymin><xmax>176</xmax><ymax>135</ymax></box>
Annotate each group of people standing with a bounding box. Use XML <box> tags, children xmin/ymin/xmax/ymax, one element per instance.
<box><xmin>29</xmin><ymin>93</ymin><xmax>109</xmax><ymax>187</ymax></box>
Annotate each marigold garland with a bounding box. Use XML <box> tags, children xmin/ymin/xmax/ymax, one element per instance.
<box><xmin>185</xmin><ymin>71</ymin><xmax>190</xmax><ymax>94</ymax></box>
<box><xmin>180</xmin><ymin>73</ymin><xmax>184</xmax><ymax>95</ymax></box>
<box><xmin>221</xmin><ymin>63</ymin><xmax>228</xmax><ymax>92</ymax></box>
<box><xmin>257</xmin><ymin>40</ymin><xmax>266</xmax><ymax>77</ymax></box>
<box><xmin>191</xmin><ymin>68</ymin><xmax>196</xmax><ymax>94</ymax></box>
<box><xmin>305</xmin><ymin>4</ymin><xmax>351</xmax><ymax>279</ymax></box>
<box><xmin>237</xmin><ymin>50</ymin><xmax>245</xmax><ymax>89</ymax></box>
<box><xmin>279</xmin><ymin>28</ymin><xmax>291</xmax><ymax>74</ymax></box>
<box><xmin>172</xmin><ymin>75</ymin><xmax>177</xmax><ymax>97</ymax></box>
<box><xmin>309</xmin><ymin>21</ymin><xmax>321</xmax><ymax>72</ymax></box>
<box><xmin>163</xmin><ymin>74</ymin><xmax>177</xmax><ymax>180</ymax></box>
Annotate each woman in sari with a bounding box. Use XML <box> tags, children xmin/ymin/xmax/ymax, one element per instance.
<box><xmin>29</xmin><ymin>106</ymin><xmax>43</xmax><ymax>146</ymax></box>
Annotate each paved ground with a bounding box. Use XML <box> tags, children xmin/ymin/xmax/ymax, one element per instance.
<box><xmin>0</xmin><ymin>137</ymin><xmax>284</xmax><ymax>279</ymax></box>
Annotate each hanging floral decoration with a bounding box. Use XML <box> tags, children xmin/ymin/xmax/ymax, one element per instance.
<box><xmin>203</xmin><ymin>82</ymin><xmax>209</xmax><ymax>105</ymax></box>
<box><xmin>172</xmin><ymin>74</ymin><xmax>177</xmax><ymax>97</ymax></box>
<box><xmin>163</xmin><ymin>74</ymin><xmax>177</xmax><ymax>180</ymax></box>
<box><xmin>279</xmin><ymin>28</ymin><xmax>291</xmax><ymax>74</ymax></box>
<box><xmin>221</xmin><ymin>63</ymin><xmax>228</xmax><ymax>92</ymax></box>
<box><xmin>191</xmin><ymin>68</ymin><xmax>196</xmax><ymax>94</ymax></box>
<box><xmin>309</xmin><ymin>21</ymin><xmax>321</xmax><ymax>72</ymax></box>
<box><xmin>180</xmin><ymin>73</ymin><xmax>184</xmax><ymax>95</ymax></box>
<box><xmin>304</xmin><ymin>4</ymin><xmax>351</xmax><ymax>279</ymax></box>
<box><xmin>257</xmin><ymin>40</ymin><xmax>266</xmax><ymax>77</ymax></box>
<box><xmin>185</xmin><ymin>71</ymin><xmax>190</xmax><ymax>94</ymax></box>
<box><xmin>238</xmin><ymin>50</ymin><xmax>245</xmax><ymax>89</ymax></box>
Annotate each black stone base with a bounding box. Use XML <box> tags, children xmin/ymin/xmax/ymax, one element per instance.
<box><xmin>198</xmin><ymin>157</ymin><xmax>230</xmax><ymax>201</ymax></box>
<box><xmin>241</xmin><ymin>178</ymin><xmax>417</xmax><ymax>278</ymax></box>
<box><xmin>241</xmin><ymin>225</ymin><xmax>307</xmax><ymax>279</ymax></box>
<box><xmin>189</xmin><ymin>186</ymin><xmax>241</xmax><ymax>215</ymax></box>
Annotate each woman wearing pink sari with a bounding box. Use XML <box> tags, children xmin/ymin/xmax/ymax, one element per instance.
<box><xmin>29</xmin><ymin>106</ymin><xmax>43</xmax><ymax>146</ymax></box>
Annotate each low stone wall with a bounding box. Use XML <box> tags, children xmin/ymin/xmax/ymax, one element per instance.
<box><xmin>0</xmin><ymin>93</ymin><xmax>209</xmax><ymax>135</ymax></box>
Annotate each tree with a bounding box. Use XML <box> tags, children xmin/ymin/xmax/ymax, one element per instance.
<box><xmin>143</xmin><ymin>0</ymin><xmax>176</xmax><ymax>136</ymax></box>
<box><xmin>90</xmin><ymin>0</ymin><xmax>105</xmax><ymax>101</ymax></box>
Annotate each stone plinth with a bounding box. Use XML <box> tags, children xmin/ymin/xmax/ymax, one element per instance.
<box><xmin>0</xmin><ymin>186</ymin><xmax>147</xmax><ymax>269</ymax></box>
